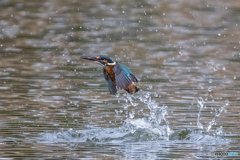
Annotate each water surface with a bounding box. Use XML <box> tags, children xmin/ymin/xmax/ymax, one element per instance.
<box><xmin>0</xmin><ymin>0</ymin><xmax>240</xmax><ymax>159</ymax></box>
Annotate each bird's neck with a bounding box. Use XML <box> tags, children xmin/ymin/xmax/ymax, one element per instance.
<box><xmin>107</xmin><ymin>61</ymin><xmax>116</xmax><ymax>66</ymax></box>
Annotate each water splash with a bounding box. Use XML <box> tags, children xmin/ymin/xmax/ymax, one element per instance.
<box><xmin>37</xmin><ymin>92</ymin><xmax>229</xmax><ymax>144</ymax></box>
<box><xmin>197</xmin><ymin>97</ymin><xmax>205</xmax><ymax>130</ymax></box>
<box><xmin>40</xmin><ymin>90</ymin><xmax>173</xmax><ymax>143</ymax></box>
<box><xmin>206</xmin><ymin>101</ymin><xmax>228</xmax><ymax>132</ymax></box>
<box><xmin>197</xmin><ymin>97</ymin><xmax>228</xmax><ymax>132</ymax></box>
<box><xmin>120</xmin><ymin>91</ymin><xmax>172</xmax><ymax>140</ymax></box>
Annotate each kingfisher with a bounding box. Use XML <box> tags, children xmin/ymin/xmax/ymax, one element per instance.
<box><xmin>81</xmin><ymin>55</ymin><xmax>139</xmax><ymax>95</ymax></box>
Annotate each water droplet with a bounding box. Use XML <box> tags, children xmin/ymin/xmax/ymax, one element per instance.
<box><xmin>122</xmin><ymin>10</ymin><xmax>125</xmax><ymax>13</ymax></box>
<box><xmin>225</xmin><ymin>99</ymin><xmax>229</xmax><ymax>105</ymax></box>
<box><xmin>222</xmin><ymin>66</ymin><xmax>226</xmax><ymax>70</ymax></box>
<box><xmin>209</xmin><ymin>79</ymin><xmax>213</xmax><ymax>83</ymax></box>
<box><xmin>218</xmin><ymin>33</ymin><xmax>221</xmax><ymax>36</ymax></box>
<box><xmin>208</xmin><ymin>87</ymin><xmax>212</xmax><ymax>92</ymax></box>
<box><xmin>197</xmin><ymin>97</ymin><xmax>205</xmax><ymax>108</ymax></box>
<box><xmin>129</xmin><ymin>111</ymin><xmax>135</xmax><ymax>119</ymax></box>
<box><xmin>234</xmin><ymin>76</ymin><xmax>236</xmax><ymax>79</ymax></box>
<box><xmin>149</xmin><ymin>84</ymin><xmax>152</xmax><ymax>89</ymax></box>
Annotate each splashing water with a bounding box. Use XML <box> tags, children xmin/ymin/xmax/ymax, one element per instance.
<box><xmin>38</xmin><ymin>90</ymin><xmax>173</xmax><ymax>143</ymax></box>
<box><xmin>197</xmin><ymin>97</ymin><xmax>228</xmax><ymax>133</ymax></box>
<box><xmin>197</xmin><ymin>97</ymin><xmax>205</xmax><ymax>130</ymax></box>
<box><xmin>120</xmin><ymin>91</ymin><xmax>172</xmax><ymax>140</ymax></box>
<box><xmin>206</xmin><ymin>101</ymin><xmax>228</xmax><ymax>132</ymax></box>
<box><xmin>38</xmin><ymin>91</ymin><xmax>229</xmax><ymax>144</ymax></box>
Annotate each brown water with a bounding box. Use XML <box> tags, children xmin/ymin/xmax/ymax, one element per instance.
<box><xmin>0</xmin><ymin>0</ymin><xmax>240</xmax><ymax>159</ymax></box>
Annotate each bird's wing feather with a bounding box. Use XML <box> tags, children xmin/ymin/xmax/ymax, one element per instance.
<box><xmin>113</xmin><ymin>62</ymin><xmax>138</xmax><ymax>90</ymax></box>
<box><xmin>103</xmin><ymin>69</ymin><xmax>117</xmax><ymax>95</ymax></box>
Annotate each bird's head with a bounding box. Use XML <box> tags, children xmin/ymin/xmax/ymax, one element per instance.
<box><xmin>81</xmin><ymin>55</ymin><xmax>115</xmax><ymax>66</ymax></box>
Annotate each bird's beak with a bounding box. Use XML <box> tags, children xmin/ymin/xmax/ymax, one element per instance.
<box><xmin>81</xmin><ymin>56</ymin><xmax>99</xmax><ymax>61</ymax></box>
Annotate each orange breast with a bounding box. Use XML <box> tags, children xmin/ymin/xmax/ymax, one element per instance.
<box><xmin>104</xmin><ymin>65</ymin><xmax>115</xmax><ymax>82</ymax></box>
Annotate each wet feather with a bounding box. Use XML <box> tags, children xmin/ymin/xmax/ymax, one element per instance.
<box><xmin>103</xmin><ymin>69</ymin><xmax>117</xmax><ymax>95</ymax></box>
<box><xmin>113</xmin><ymin>62</ymin><xmax>138</xmax><ymax>90</ymax></box>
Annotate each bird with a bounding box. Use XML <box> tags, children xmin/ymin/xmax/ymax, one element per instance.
<box><xmin>81</xmin><ymin>55</ymin><xmax>139</xmax><ymax>95</ymax></box>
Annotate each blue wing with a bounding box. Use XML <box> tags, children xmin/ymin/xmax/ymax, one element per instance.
<box><xmin>113</xmin><ymin>62</ymin><xmax>138</xmax><ymax>90</ymax></box>
<box><xmin>103</xmin><ymin>69</ymin><xmax>117</xmax><ymax>95</ymax></box>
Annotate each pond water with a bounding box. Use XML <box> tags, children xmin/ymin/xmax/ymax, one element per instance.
<box><xmin>0</xmin><ymin>0</ymin><xmax>240</xmax><ymax>159</ymax></box>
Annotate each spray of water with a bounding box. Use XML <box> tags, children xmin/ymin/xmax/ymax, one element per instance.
<box><xmin>197</xmin><ymin>97</ymin><xmax>204</xmax><ymax>130</ymax></box>
<box><xmin>38</xmin><ymin>88</ymin><xmax>229</xmax><ymax>143</ymax></box>
<box><xmin>120</xmin><ymin>90</ymin><xmax>172</xmax><ymax>140</ymax></box>
<box><xmin>197</xmin><ymin>97</ymin><xmax>228</xmax><ymax>133</ymax></box>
